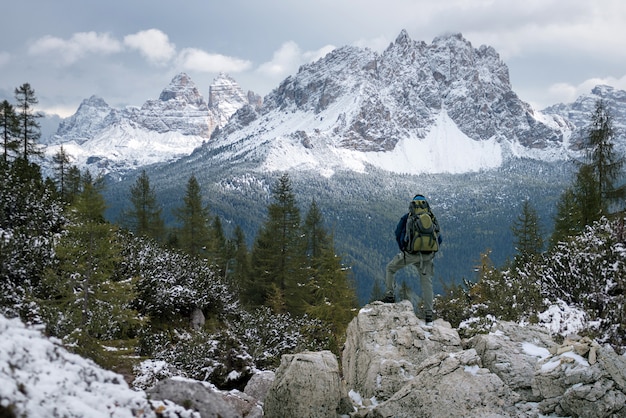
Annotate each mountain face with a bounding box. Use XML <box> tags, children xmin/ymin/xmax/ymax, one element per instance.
<box><xmin>543</xmin><ymin>85</ymin><xmax>626</xmax><ymax>150</ymax></box>
<box><xmin>44</xmin><ymin>73</ymin><xmax>257</xmax><ymax>174</ymax></box>
<box><xmin>195</xmin><ymin>31</ymin><xmax>576</xmax><ymax>176</ymax></box>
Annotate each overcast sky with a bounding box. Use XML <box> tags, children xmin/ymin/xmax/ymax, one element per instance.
<box><xmin>1</xmin><ymin>0</ymin><xmax>625</xmax><ymax>118</ymax></box>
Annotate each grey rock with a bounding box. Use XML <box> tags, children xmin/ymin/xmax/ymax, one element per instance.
<box><xmin>469</xmin><ymin>321</ymin><xmax>556</xmax><ymax>401</ymax></box>
<box><xmin>264</xmin><ymin>350</ymin><xmax>344</xmax><ymax>418</ymax></box>
<box><xmin>364</xmin><ymin>348</ymin><xmax>520</xmax><ymax>418</ymax></box>
<box><xmin>243</xmin><ymin>370</ymin><xmax>275</xmax><ymax>402</ymax></box>
<box><xmin>146</xmin><ymin>377</ymin><xmax>263</xmax><ymax>418</ymax></box>
<box><xmin>342</xmin><ymin>300</ymin><xmax>462</xmax><ymax>401</ymax></box>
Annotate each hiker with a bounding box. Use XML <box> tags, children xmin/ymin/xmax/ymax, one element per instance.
<box><xmin>383</xmin><ymin>194</ymin><xmax>442</xmax><ymax>325</ymax></box>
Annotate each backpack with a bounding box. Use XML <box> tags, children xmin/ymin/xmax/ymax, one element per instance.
<box><xmin>404</xmin><ymin>199</ymin><xmax>439</xmax><ymax>253</ymax></box>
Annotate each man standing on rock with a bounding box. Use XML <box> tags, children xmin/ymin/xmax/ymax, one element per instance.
<box><xmin>383</xmin><ymin>194</ymin><xmax>442</xmax><ymax>326</ymax></box>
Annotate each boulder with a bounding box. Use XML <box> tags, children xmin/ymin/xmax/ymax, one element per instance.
<box><xmin>364</xmin><ymin>349</ymin><xmax>520</xmax><ymax>418</ymax></box>
<box><xmin>532</xmin><ymin>343</ymin><xmax>626</xmax><ymax>417</ymax></box>
<box><xmin>468</xmin><ymin>321</ymin><xmax>556</xmax><ymax>401</ymax></box>
<box><xmin>146</xmin><ymin>377</ymin><xmax>262</xmax><ymax>418</ymax></box>
<box><xmin>264</xmin><ymin>350</ymin><xmax>344</xmax><ymax>418</ymax></box>
<box><xmin>342</xmin><ymin>301</ymin><xmax>463</xmax><ymax>401</ymax></box>
<box><xmin>243</xmin><ymin>370</ymin><xmax>275</xmax><ymax>402</ymax></box>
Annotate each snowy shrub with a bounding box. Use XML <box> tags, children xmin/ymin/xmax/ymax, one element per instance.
<box><xmin>230</xmin><ymin>306</ymin><xmax>332</xmax><ymax>369</ymax></box>
<box><xmin>125</xmin><ymin>238</ymin><xmax>238</xmax><ymax>323</ymax></box>
<box><xmin>540</xmin><ymin>217</ymin><xmax>625</xmax><ymax>350</ymax></box>
<box><xmin>0</xmin><ymin>160</ymin><xmax>65</xmax><ymax>320</ymax></box>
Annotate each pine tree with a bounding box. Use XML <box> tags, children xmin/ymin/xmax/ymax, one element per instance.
<box><xmin>548</xmin><ymin>100</ymin><xmax>624</xmax><ymax>247</ymax></box>
<box><xmin>232</xmin><ymin>225</ymin><xmax>252</xmax><ymax>299</ymax></box>
<box><xmin>174</xmin><ymin>175</ymin><xmax>211</xmax><ymax>257</ymax></box>
<box><xmin>14</xmin><ymin>83</ymin><xmax>43</xmax><ymax>161</ymax></box>
<box><xmin>302</xmin><ymin>199</ymin><xmax>327</xmax><ymax>260</ymax></box>
<box><xmin>0</xmin><ymin>100</ymin><xmax>20</xmax><ymax>162</ymax></box>
<box><xmin>250</xmin><ymin>173</ymin><xmax>305</xmax><ymax>311</ymax></box>
<box><xmin>301</xmin><ymin>200</ymin><xmax>358</xmax><ymax>340</ymax></box>
<box><xmin>586</xmin><ymin>100</ymin><xmax>626</xmax><ymax>212</ymax></box>
<box><xmin>65</xmin><ymin>165</ymin><xmax>83</xmax><ymax>204</ymax></box>
<box><xmin>550</xmin><ymin>188</ymin><xmax>580</xmax><ymax>248</ymax></box>
<box><xmin>126</xmin><ymin>170</ymin><xmax>164</xmax><ymax>242</ymax></box>
<box><xmin>511</xmin><ymin>199</ymin><xmax>543</xmax><ymax>267</ymax></box>
<box><xmin>52</xmin><ymin>146</ymin><xmax>72</xmax><ymax>202</ymax></box>
<box><xmin>574</xmin><ymin>163</ymin><xmax>602</xmax><ymax>226</ymax></box>
<box><xmin>41</xmin><ymin>173</ymin><xmax>121</xmax><ymax>338</ymax></box>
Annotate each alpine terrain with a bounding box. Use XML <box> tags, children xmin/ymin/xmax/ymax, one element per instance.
<box><xmin>43</xmin><ymin>30</ymin><xmax>626</xmax><ymax>302</ymax></box>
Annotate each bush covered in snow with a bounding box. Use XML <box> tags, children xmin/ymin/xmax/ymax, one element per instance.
<box><xmin>437</xmin><ymin>216</ymin><xmax>626</xmax><ymax>353</ymax></box>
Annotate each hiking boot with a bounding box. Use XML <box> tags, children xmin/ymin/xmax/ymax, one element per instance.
<box><xmin>381</xmin><ymin>294</ymin><xmax>395</xmax><ymax>303</ymax></box>
<box><xmin>425</xmin><ymin>315</ymin><xmax>433</xmax><ymax>327</ymax></box>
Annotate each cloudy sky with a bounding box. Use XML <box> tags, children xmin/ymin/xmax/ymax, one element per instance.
<box><xmin>1</xmin><ymin>0</ymin><xmax>625</xmax><ymax>118</ymax></box>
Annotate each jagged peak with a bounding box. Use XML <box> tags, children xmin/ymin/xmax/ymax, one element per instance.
<box><xmin>395</xmin><ymin>29</ymin><xmax>411</xmax><ymax>45</ymax></box>
<box><xmin>212</xmin><ymin>72</ymin><xmax>238</xmax><ymax>86</ymax></box>
<box><xmin>158</xmin><ymin>72</ymin><xmax>204</xmax><ymax>104</ymax></box>
<box><xmin>80</xmin><ymin>95</ymin><xmax>110</xmax><ymax>108</ymax></box>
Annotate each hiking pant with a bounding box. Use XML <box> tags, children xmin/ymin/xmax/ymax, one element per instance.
<box><xmin>385</xmin><ymin>251</ymin><xmax>435</xmax><ymax>317</ymax></box>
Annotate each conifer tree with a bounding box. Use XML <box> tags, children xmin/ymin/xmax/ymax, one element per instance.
<box><xmin>250</xmin><ymin>173</ymin><xmax>305</xmax><ymax>311</ymax></box>
<box><xmin>41</xmin><ymin>172</ymin><xmax>121</xmax><ymax>338</ymax></box>
<box><xmin>586</xmin><ymin>100</ymin><xmax>625</xmax><ymax>212</ymax></box>
<box><xmin>511</xmin><ymin>199</ymin><xmax>543</xmax><ymax>267</ymax></box>
<box><xmin>301</xmin><ymin>200</ymin><xmax>357</xmax><ymax>338</ymax></box>
<box><xmin>65</xmin><ymin>165</ymin><xmax>82</xmax><ymax>204</ymax></box>
<box><xmin>549</xmin><ymin>100</ymin><xmax>624</xmax><ymax>247</ymax></box>
<box><xmin>550</xmin><ymin>188</ymin><xmax>580</xmax><ymax>248</ymax></box>
<box><xmin>14</xmin><ymin>83</ymin><xmax>43</xmax><ymax>160</ymax></box>
<box><xmin>0</xmin><ymin>100</ymin><xmax>20</xmax><ymax>162</ymax></box>
<box><xmin>52</xmin><ymin>146</ymin><xmax>72</xmax><ymax>202</ymax></box>
<box><xmin>174</xmin><ymin>175</ymin><xmax>211</xmax><ymax>257</ymax></box>
<box><xmin>208</xmin><ymin>215</ymin><xmax>233</xmax><ymax>276</ymax></box>
<box><xmin>232</xmin><ymin>225</ymin><xmax>252</xmax><ymax>298</ymax></box>
<box><xmin>126</xmin><ymin>170</ymin><xmax>164</xmax><ymax>242</ymax></box>
<box><xmin>302</xmin><ymin>199</ymin><xmax>327</xmax><ymax>260</ymax></box>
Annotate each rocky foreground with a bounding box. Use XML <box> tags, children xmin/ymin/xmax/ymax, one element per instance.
<box><xmin>150</xmin><ymin>301</ymin><xmax>626</xmax><ymax>417</ymax></box>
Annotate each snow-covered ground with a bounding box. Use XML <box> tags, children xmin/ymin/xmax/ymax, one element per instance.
<box><xmin>0</xmin><ymin>314</ymin><xmax>198</xmax><ymax>418</ymax></box>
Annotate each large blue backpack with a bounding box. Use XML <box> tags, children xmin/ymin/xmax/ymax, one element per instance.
<box><xmin>403</xmin><ymin>198</ymin><xmax>439</xmax><ymax>253</ymax></box>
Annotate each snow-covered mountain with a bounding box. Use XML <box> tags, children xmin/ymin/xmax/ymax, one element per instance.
<box><xmin>542</xmin><ymin>85</ymin><xmax>626</xmax><ymax>150</ymax></box>
<box><xmin>181</xmin><ymin>31</ymin><xmax>578</xmax><ymax>177</ymax></box>
<box><xmin>44</xmin><ymin>73</ymin><xmax>258</xmax><ymax>174</ymax></box>
<box><xmin>44</xmin><ymin>31</ymin><xmax>626</xmax><ymax>177</ymax></box>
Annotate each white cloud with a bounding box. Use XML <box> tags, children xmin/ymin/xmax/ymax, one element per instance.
<box><xmin>548</xmin><ymin>74</ymin><xmax>626</xmax><ymax>105</ymax></box>
<box><xmin>124</xmin><ymin>29</ymin><xmax>176</xmax><ymax>65</ymax></box>
<box><xmin>257</xmin><ymin>42</ymin><xmax>335</xmax><ymax>79</ymax></box>
<box><xmin>177</xmin><ymin>48</ymin><xmax>252</xmax><ymax>73</ymax></box>
<box><xmin>28</xmin><ymin>32</ymin><xmax>122</xmax><ymax>65</ymax></box>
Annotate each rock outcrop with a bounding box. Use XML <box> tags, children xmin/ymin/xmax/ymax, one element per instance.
<box><xmin>259</xmin><ymin>301</ymin><xmax>626</xmax><ymax>417</ymax></box>
<box><xmin>140</xmin><ymin>301</ymin><xmax>626</xmax><ymax>417</ymax></box>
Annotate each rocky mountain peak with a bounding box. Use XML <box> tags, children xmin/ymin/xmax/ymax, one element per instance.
<box><xmin>54</xmin><ymin>95</ymin><xmax>118</xmax><ymax>145</ymax></box>
<box><xmin>212</xmin><ymin>29</ymin><xmax>567</xmax><ymax>167</ymax></box>
<box><xmin>156</xmin><ymin>72</ymin><xmax>206</xmax><ymax>109</ymax></box>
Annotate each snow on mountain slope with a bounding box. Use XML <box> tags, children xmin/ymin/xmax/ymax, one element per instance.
<box><xmin>192</xmin><ymin>31</ymin><xmax>577</xmax><ymax>177</ymax></box>
<box><xmin>46</xmin><ymin>120</ymin><xmax>205</xmax><ymax>174</ymax></box>
<box><xmin>211</xmin><ymin>104</ymin><xmax>504</xmax><ymax>176</ymax></box>
<box><xmin>44</xmin><ymin>73</ymin><xmax>255</xmax><ymax>175</ymax></box>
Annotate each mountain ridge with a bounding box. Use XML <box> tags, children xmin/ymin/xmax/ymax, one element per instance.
<box><xmin>42</xmin><ymin>30</ymin><xmax>626</xmax><ymax>178</ymax></box>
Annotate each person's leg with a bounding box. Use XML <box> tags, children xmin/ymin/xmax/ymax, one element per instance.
<box><xmin>384</xmin><ymin>252</ymin><xmax>407</xmax><ymax>301</ymax></box>
<box><xmin>418</xmin><ymin>253</ymin><xmax>435</xmax><ymax>322</ymax></box>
